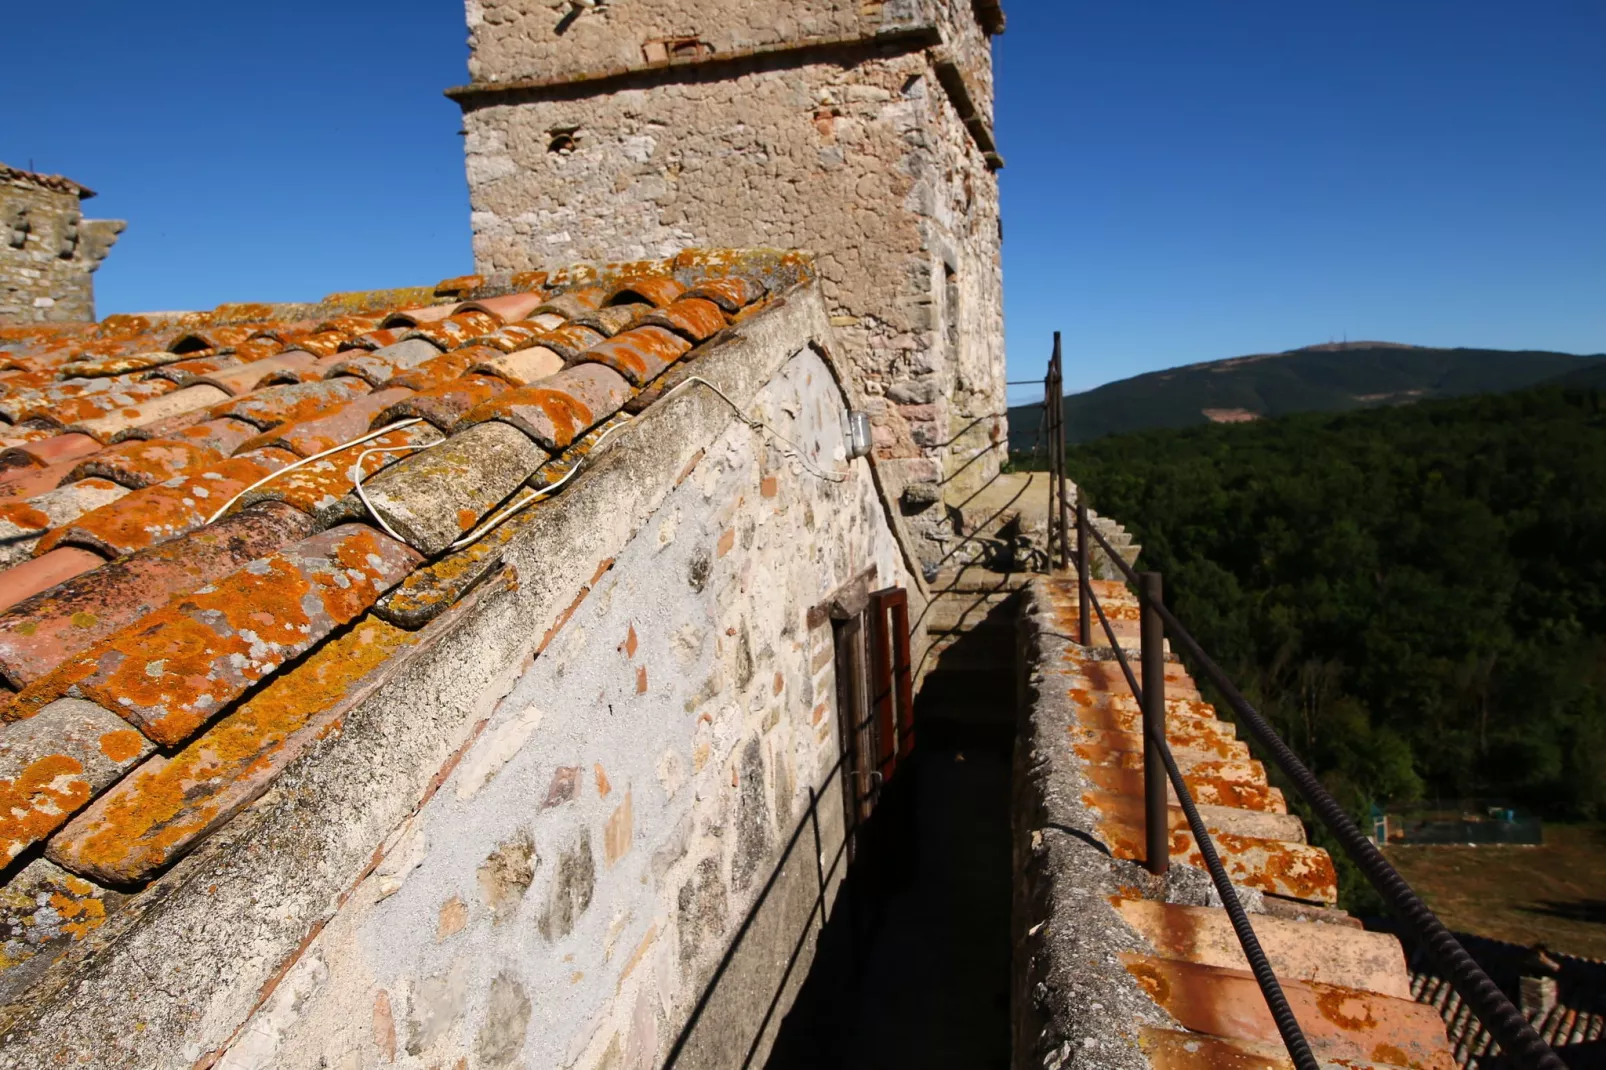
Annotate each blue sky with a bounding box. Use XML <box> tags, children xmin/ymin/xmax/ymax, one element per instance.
<box><xmin>5</xmin><ymin>2</ymin><xmax>1602</xmax><ymax>398</ymax></box>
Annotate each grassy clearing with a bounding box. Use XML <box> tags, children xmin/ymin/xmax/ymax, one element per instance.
<box><xmin>1382</xmin><ymin>823</ymin><xmax>1606</xmax><ymax>959</ymax></box>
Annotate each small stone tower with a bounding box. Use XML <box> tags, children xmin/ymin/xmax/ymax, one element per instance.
<box><xmin>1</xmin><ymin>165</ymin><xmax>124</xmax><ymax>324</ymax></box>
<box><xmin>449</xmin><ymin>0</ymin><xmax>1007</xmax><ymax>560</ymax></box>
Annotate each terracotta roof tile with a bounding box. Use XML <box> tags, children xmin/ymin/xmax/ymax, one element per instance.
<box><xmin>325</xmin><ymin>338</ymin><xmax>442</xmax><ymax>386</ymax></box>
<box><xmin>374</xmin><ymin>413</ymin><xmax>626</xmax><ymax>629</ymax></box>
<box><xmin>208</xmin><ymin>376</ymin><xmax>371</xmax><ymax>431</ymax></box>
<box><xmin>196</xmin><ymin>351</ymin><xmax>320</xmax><ymax>395</ymax></box>
<box><xmin>362</xmin><ymin>422</ymin><xmax>549</xmax><ymax>555</ymax></box>
<box><xmin>6</xmin><ymin>524</ymin><xmax>420</xmax><ymax>745</ymax></box>
<box><xmin>467</xmin><ymin>346</ymin><xmax>565</xmax><ymax>387</ymax></box>
<box><xmin>0</xmin><ymin>699</ymin><xmax>154</xmax><ymax>867</ymax></box>
<box><xmin>460</xmin><ymin>363</ymin><xmax>632</xmax><ymax>450</ymax></box>
<box><xmin>574</xmin><ymin>325</ymin><xmax>693</xmax><ymax>387</ymax></box>
<box><xmin>72</xmin><ymin>384</ymin><xmax>232</xmax><ymax>443</ymax></box>
<box><xmin>0</xmin><ymin>859</ymin><xmax>125</xmax><ymax>1004</ymax></box>
<box><xmin>68</xmin><ymin>438</ymin><xmax>225</xmax><ymax>489</ymax></box>
<box><xmin>571</xmin><ymin>304</ymin><xmax>651</xmax><ymax>338</ymax></box>
<box><xmin>0</xmin><ymin>479</ymin><xmax>128</xmax><ymax>569</ymax></box>
<box><xmin>24</xmin><ymin>380</ymin><xmax>180</xmax><ymax>429</ymax></box>
<box><xmin>239</xmin><ymin>387</ymin><xmax>413</xmax><ymax>458</ymax></box>
<box><xmin>0</xmin><ymin>504</ymin><xmax>316</xmax><ymax>689</ymax></box>
<box><xmin>606</xmin><ymin>276</ymin><xmax>686</xmax><ymax>308</ymax></box>
<box><xmin>374</xmin><ymin>373</ymin><xmax>508</xmax><ymax>432</ymax></box>
<box><xmin>641</xmin><ymin>297</ymin><xmax>730</xmax><ymax>343</ymax></box>
<box><xmin>384</xmin><ymin>348</ymin><xmax>485</xmax><ymax>393</ymax></box>
<box><xmin>455</xmin><ymin>291</ymin><xmax>546</xmax><ymax>324</ymax></box>
<box><xmin>0</xmin><ymin>549</ymin><xmax>105</xmax><ymax>615</ymax></box>
<box><xmin>37</xmin><ymin>448</ymin><xmax>299</xmax><ymax>558</ymax></box>
<box><xmin>684</xmin><ymin>275</ymin><xmax>767</xmax><ymax>312</ymax></box>
<box><xmin>534</xmin><ymin>286</ymin><xmax>607</xmax><ymax>320</ymax></box>
<box><xmin>0</xmin><ymin>457</ymin><xmax>83</xmax><ymax>501</ymax></box>
<box><xmin>48</xmin><ymin>615</ymin><xmax>417</xmax><ymax>883</ymax></box>
<box><xmin>232</xmin><ymin>422</ymin><xmax>443</xmax><ymax>525</ymax></box>
<box><xmin>401</xmin><ymin>310</ymin><xmax>501</xmax><ymax>350</ymax></box>
<box><xmin>0</xmin><ymin>433</ymin><xmax>101</xmax><ymax>471</ymax></box>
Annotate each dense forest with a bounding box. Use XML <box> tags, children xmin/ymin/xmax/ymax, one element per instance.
<box><xmin>1060</xmin><ymin>386</ymin><xmax>1606</xmax><ymax>826</ymax></box>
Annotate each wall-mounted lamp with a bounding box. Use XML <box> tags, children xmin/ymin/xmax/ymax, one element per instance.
<box><xmin>843</xmin><ymin>411</ymin><xmax>872</xmax><ymax>460</ymax></box>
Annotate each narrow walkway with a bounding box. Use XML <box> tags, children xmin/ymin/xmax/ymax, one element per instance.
<box><xmin>763</xmin><ymin>577</ymin><xmax>1017</xmax><ymax>1070</ymax></box>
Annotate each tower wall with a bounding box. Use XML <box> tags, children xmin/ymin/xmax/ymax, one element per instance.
<box><xmin>454</xmin><ymin>2</ymin><xmax>1007</xmax><ymax>560</ymax></box>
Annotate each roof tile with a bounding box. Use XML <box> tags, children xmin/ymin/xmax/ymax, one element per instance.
<box><xmin>47</xmin><ymin>615</ymin><xmax>417</xmax><ymax>884</ymax></box>
<box><xmin>384</xmin><ymin>348</ymin><xmax>486</xmax><ymax>393</ymax></box>
<box><xmin>37</xmin><ymin>448</ymin><xmax>300</xmax><ymax>558</ymax></box>
<box><xmin>0</xmin><ymin>698</ymin><xmax>154</xmax><ymax>866</ymax></box>
<box><xmin>208</xmin><ymin>376</ymin><xmax>372</xmax><ymax>431</ymax></box>
<box><xmin>455</xmin><ymin>291</ymin><xmax>546</xmax><ymax>324</ymax></box>
<box><xmin>460</xmin><ymin>363</ymin><xmax>632</xmax><ymax>450</ymax></box>
<box><xmin>571</xmin><ymin>304</ymin><xmax>651</xmax><ymax>338</ymax></box>
<box><xmin>233</xmin><ymin>423</ymin><xmax>443</xmax><ymax>525</ymax></box>
<box><xmin>239</xmin><ymin>387</ymin><xmax>413</xmax><ymax>458</ymax></box>
<box><xmin>374</xmin><ymin>374</ymin><xmax>508</xmax><ymax>432</ymax></box>
<box><xmin>0</xmin><ymin>433</ymin><xmax>101</xmax><ymax>472</ymax></box>
<box><xmin>573</xmin><ymin>325</ymin><xmax>692</xmax><ymax>387</ymax></box>
<box><xmin>71</xmin><ymin>384</ymin><xmax>231</xmax><ymax>443</ymax></box>
<box><xmin>0</xmin><ymin>479</ymin><xmax>129</xmax><ymax>569</ymax></box>
<box><xmin>534</xmin><ymin>286</ymin><xmax>607</xmax><ymax>320</ymax></box>
<box><xmin>0</xmin><ymin>859</ymin><xmax>125</xmax><ymax>1005</ymax></box>
<box><xmin>362</xmin><ymin>421</ymin><xmax>549</xmax><ymax>555</ymax></box>
<box><xmin>401</xmin><ymin>311</ymin><xmax>500</xmax><ymax>351</ymax></box>
<box><xmin>374</xmin><ymin>414</ymin><xmax>626</xmax><ymax>628</ymax></box>
<box><xmin>197</xmin><ymin>351</ymin><xmax>319</xmax><ymax>395</ymax></box>
<box><xmin>641</xmin><ymin>297</ymin><xmax>730</xmax><ymax>343</ymax></box>
<box><xmin>0</xmin><ymin>503</ymin><xmax>316</xmax><ymax>688</ymax></box>
<box><xmin>0</xmin><ymin>549</ymin><xmax>106</xmax><ymax>615</ymax></box>
<box><xmin>7</xmin><ymin>524</ymin><xmax>421</xmax><ymax>745</ymax></box>
<box><xmin>324</xmin><ymin>338</ymin><xmax>442</xmax><ymax>386</ymax></box>
<box><xmin>68</xmin><ymin>439</ymin><xmax>224</xmax><ymax>490</ymax></box>
<box><xmin>606</xmin><ymin>276</ymin><xmax>685</xmax><ymax>308</ymax></box>
<box><xmin>683</xmin><ymin>275</ymin><xmax>767</xmax><ymax>313</ymax></box>
<box><xmin>468</xmin><ymin>346</ymin><xmax>564</xmax><ymax>387</ymax></box>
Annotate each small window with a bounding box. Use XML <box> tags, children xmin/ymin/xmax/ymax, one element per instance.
<box><xmin>548</xmin><ymin>127</ymin><xmax>580</xmax><ymax>155</ymax></box>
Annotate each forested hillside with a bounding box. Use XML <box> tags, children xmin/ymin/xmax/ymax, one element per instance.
<box><xmin>1009</xmin><ymin>343</ymin><xmax>1606</xmax><ymax>446</ymax></box>
<box><xmin>1065</xmin><ymin>386</ymin><xmax>1606</xmax><ymax>822</ymax></box>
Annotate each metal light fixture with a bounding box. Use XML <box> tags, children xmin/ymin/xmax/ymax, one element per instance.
<box><xmin>843</xmin><ymin>411</ymin><xmax>872</xmax><ymax>460</ymax></box>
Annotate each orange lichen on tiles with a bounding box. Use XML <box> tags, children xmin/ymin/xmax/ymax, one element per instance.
<box><xmin>0</xmin><ymin>753</ymin><xmax>91</xmax><ymax>866</ymax></box>
<box><xmin>4</xmin><ymin>525</ymin><xmax>420</xmax><ymax>743</ymax></box>
<box><xmin>36</xmin><ymin>448</ymin><xmax>299</xmax><ymax>558</ymax></box>
<box><xmin>46</xmin><ymin>617</ymin><xmax>417</xmax><ymax>883</ymax></box>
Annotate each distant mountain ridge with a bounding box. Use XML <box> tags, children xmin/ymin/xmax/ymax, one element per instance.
<box><xmin>1008</xmin><ymin>341</ymin><xmax>1606</xmax><ymax>447</ymax></box>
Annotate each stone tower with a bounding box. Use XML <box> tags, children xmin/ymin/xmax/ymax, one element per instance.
<box><xmin>0</xmin><ymin>165</ymin><xmax>124</xmax><ymax>324</ymax></box>
<box><xmin>449</xmin><ymin>0</ymin><xmax>1007</xmax><ymax>561</ymax></box>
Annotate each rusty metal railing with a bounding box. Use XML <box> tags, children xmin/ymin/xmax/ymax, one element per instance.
<box><xmin>1075</xmin><ymin>498</ymin><xmax>1567</xmax><ymax>1070</ymax></box>
<box><xmin>1036</xmin><ymin>334</ymin><xmax>1564</xmax><ymax>1070</ymax></box>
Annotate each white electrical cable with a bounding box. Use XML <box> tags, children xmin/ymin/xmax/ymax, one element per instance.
<box><xmin>437</xmin><ymin>375</ymin><xmax>848</xmax><ymax>553</ymax></box>
<box><xmin>204</xmin><ymin>417</ymin><xmax>426</xmax><ymax>525</ymax></box>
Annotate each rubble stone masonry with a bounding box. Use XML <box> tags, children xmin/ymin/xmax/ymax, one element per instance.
<box><xmin>452</xmin><ymin>0</ymin><xmax>1007</xmax><ymax>562</ymax></box>
<box><xmin>0</xmin><ymin>169</ymin><xmax>123</xmax><ymax>324</ymax></box>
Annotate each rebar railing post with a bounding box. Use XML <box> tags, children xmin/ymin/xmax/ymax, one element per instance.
<box><xmin>1140</xmin><ymin>571</ymin><xmax>1169</xmax><ymax>875</ymax></box>
<box><xmin>1052</xmin><ymin>334</ymin><xmax>1072</xmax><ymax>575</ymax></box>
<box><xmin>1076</xmin><ymin>498</ymin><xmax>1092</xmax><ymax>644</ymax></box>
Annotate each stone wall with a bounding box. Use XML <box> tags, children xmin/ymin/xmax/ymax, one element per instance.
<box><xmin>458</xmin><ymin>33</ymin><xmax>1005</xmax><ymax>563</ymax></box>
<box><xmin>0</xmin><ymin>175</ymin><xmax>122</xmax><ymax>324</ymax></box>
<box><xmin>216</xmin><ymin>344</ymin><xmax>903</xmax><ymax>1069</ymax></box>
